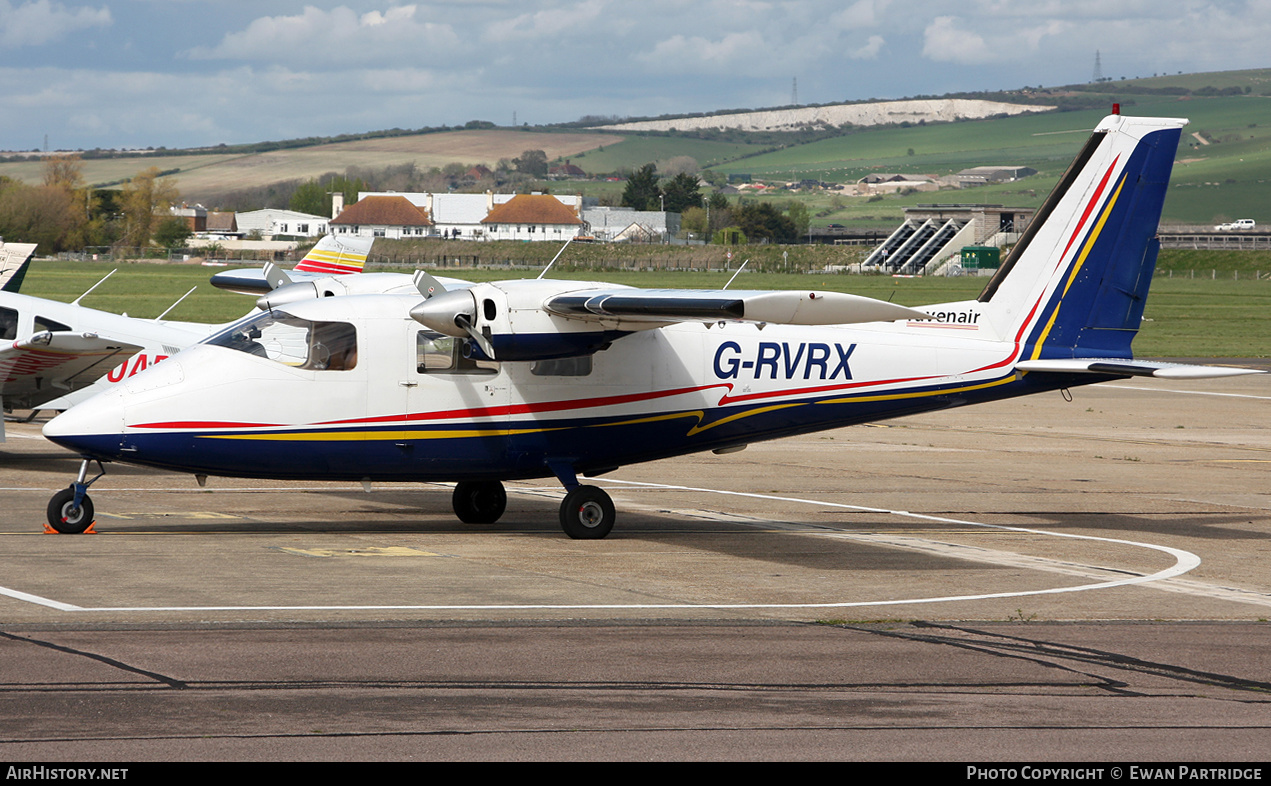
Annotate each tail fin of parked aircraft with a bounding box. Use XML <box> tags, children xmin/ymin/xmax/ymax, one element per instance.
<box><xmin>0</xmin><ymin>241</ymin><xmax>37</xmax><ymax>292</ymax></box>
<box><xmin>293</xmin><ymin>234</ymin><xmax>374</xmax><ymax>276</ymax></box>
<box><xmin>976</xmin><ymin>114</ymin><xmax>1185</xmax><ymax>361</ymax></box>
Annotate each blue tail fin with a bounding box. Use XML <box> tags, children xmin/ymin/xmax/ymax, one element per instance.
<box><xmin>975</xmin><ymin>115</ymin><xmax>1185</xmax><ymax>360</ymax></box>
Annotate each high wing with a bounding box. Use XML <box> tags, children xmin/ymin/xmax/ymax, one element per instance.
<box><xmin>209</xmin><ymin>235</ymin><xmax>374</xmax><ymax>295</ymax></box>
<box><xmin>411</xmin><ymin>279</ymin><xmax>931</xmax><ymax>361</ymax></box>
<box><xmin>1</xmin><ymin>331</ymin><xmax>143</xmax><ymax>409</ymax></box>
<box><xmin>1015</xmin><ymin>358</ymin><xmax>1259</xmax><ymax>379</ymax></box>
<box><xmin>543</xmin><ymin>288</ymin><xmax>930</xmax><ymax>325</ymax></box>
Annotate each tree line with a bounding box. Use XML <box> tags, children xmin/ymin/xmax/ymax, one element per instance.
<box><xmin>620</xmin><ymin>162</ymin><xmax>810</xmax><ymax>244</ymax></box>
<box><xmin>0</xmin><ymin>155</ymin><xmax>185</xmax><ymax>253</ymax></box>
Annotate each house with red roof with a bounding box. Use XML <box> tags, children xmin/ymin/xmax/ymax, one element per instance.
<box><xmin>480</xmin><ymin>193</ymin><xmax>585</xmax><ymax>242</ymax></box>
<box><xmin>329</xmin><ymin>195</ymin><xmax>433</xmax><ymax>239</ymax></box>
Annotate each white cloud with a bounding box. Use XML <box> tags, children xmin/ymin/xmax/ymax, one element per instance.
<box><xmin>8</xmin><ymin>1</ymin><xmax>1271</xmax><ymax>151</ymax></box>
<box><xmin>850</xmin><ymin>34</ymin><xmax>885</xmax><ymax>60</ymax></box>
<box><xmin>831</xmin><ymin>0</ymin><xmax>891</xmax><ymax>29</ymax></box>
<box><xmin>0</xmin><ymin>0</ymin><xmax>110</xmax><ymax>47</ymax></box>
<box><xmin>482</xmin><ymin>0</ymin><xmax>607</xmax><ymax>43</ymax></box>
<box><xmin>187</xmin><ymin>5</ymin><xmax>461</xmax><ymax>67</ymax></box>
<box><xmin>638</xmin><ymin>30</ymin><xmax>769</xmax><ymax>74</ymax></box>
<box><xmin>922</xmin><ymin>13</ymin><xmax>1070</xmax><ymax>65</ymax></box>
<box><xmin>922</xmin><ymin>16</ymin><xmax>990</xmax><ymax>64</ymax></box>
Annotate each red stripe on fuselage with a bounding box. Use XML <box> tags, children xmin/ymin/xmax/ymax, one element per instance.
<box><xmin>131</xmin><ymin>372</ymin><xmax>947</xmax><ymax>432</ymax></box>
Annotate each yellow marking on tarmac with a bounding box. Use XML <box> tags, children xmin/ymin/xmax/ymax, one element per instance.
<box><xmin>279</xmin><ymin>546</ymin><xmax>443</xmax><ymax>558</ymax></box>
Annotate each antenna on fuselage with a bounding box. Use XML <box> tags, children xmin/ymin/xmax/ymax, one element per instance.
<box><xmin>155</xmin><ymin>286</ymin><xmax>197</xmax><ymax>321</ymax></box>
<box><xmin>537</xmin><ymin>236</ymin><xmax>575</xmax><ymax>280</ymax></box>
<box><xmin>71</xmin><ymin>269</ymin><xmax>117</xmax><ymax>306</ymax></box>
<box><xmin>723</xmin><ymin>259</ymin><xmax>749</xmax><ymax>290</ymax></box>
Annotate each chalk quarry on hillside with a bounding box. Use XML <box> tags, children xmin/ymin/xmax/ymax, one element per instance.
<box><xmin>592</xmin><ymin>98</ymin><xmax>1054</xmax><ymax>133</ymax></box>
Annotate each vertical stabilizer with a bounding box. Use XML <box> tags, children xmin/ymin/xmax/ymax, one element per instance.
<box><xmin>294</xmin><ymin>234</ymin><xmax>374</xmax><ymax>275</ymax></box>
<box><xmin>976</xmin><ymin>115</ymin><xmax>1185</xmax><ymax>360</ymax></box>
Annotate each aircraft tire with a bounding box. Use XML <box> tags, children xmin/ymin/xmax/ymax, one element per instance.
<box><xmin>452</xmin><ymin>480</ymin><xmax>507</xmax><ymax>524</ymax></box>
<box><xmin>47</xmin><ymin>487</ymin><xmax>94</xmax><ymax>534</ymax></box>
<box><xmin>559</xmin><ymin>485</ymin><xmax>615</xmax><ymax>539</ymax></box>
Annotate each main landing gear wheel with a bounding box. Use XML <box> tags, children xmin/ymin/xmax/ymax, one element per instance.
<box><xmin>47</xmin><ymin>486</ymin><xmax>94</xmax><ymax>534</ymax></box>
<box><xmin>452</xmin><ymin>480</ymin><xmax>507</xmax><ymax>524</ymax></box>
<box><xmin>559</xmin><ymin>485</ymin><xmax>615</xmax><ymax>540</ymax></box>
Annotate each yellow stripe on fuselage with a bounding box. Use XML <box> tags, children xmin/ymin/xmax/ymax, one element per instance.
<box><xmin>195</xmin><ymin>377</ymin><xmax>1016</xmax><ymax>445</ymax></box>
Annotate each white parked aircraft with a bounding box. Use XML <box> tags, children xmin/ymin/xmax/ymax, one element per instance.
<box><xmin>43</xmin><ymin>114</ymin><xmax>1261</xmax><ymax>537</ymax></box>
<box><xmin>1</xmin><ymin>236</ymin><xmax>382</xmax><ymax>440</ymax></box>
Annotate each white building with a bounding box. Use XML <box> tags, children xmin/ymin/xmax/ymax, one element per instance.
<box><xmin>236</xmin><ymin>209</ymin><xmax>329</xmax><ymax>238</ymax></box>
<box><xmin>582</xmin><ymin>206</ymin><xmax>680</xmax><ymax>242</ymax></box>
<box><xmin>352</xmin><ymin>192</ymin><xmax>586</xmax><ymax>241</ymax></box>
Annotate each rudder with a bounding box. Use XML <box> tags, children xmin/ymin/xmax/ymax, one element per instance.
<box><xmin>975</xmin><ymin>115</ymin><xmax>1185</xmax><ymax>361</ymax></box>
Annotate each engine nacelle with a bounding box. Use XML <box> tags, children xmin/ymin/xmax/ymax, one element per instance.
<box><xmin>409</xmin><ymin>280</ymin><xmax>632</xmax><ymax>362</ymax></box>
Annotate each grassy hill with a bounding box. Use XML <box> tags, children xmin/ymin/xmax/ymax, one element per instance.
<box><xmin>0</xmin><ymin>129</ymin><xmax>624</xmax><ymax>198</ymax></box>
<box><xmin>3</xmin><ymin>69</ymin><xmax>1269</xmax><ymax>227</ymax></box>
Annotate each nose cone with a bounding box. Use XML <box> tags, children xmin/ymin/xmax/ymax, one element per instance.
<box><xmin>43</xmin><ymin>355</ymin><xmax>185</xmax><ymax>459</ymax></box>
<box><xmin>43</xmin><ymin>387</ymin><xmax>127</xmax><ymax>457</ymax></box>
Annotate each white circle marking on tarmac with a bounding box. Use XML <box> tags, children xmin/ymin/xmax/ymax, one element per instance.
<box><xmin>0</xmin><ymin>479</ymin><xmax>1202</xmax><ymax>613</ymax></box>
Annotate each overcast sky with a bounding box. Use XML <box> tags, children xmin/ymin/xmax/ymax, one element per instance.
<box><xmin>1</xmin><ymin>0</ymin><xmax>1267</xmax><ymax>151</ymax></box>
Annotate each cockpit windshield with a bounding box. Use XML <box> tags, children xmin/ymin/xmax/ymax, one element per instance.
<box><xmin>205</xmin><ymin>311</ymin><xmax>357</xmax><ymax>371</ymax></box>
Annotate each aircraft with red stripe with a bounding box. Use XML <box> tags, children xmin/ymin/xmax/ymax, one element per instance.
<box><xmin>42</xmin><ymin>114</ymin><xmax>1262</xmax><ymax>537</ymax></box>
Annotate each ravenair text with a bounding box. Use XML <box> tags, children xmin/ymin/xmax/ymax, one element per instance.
<box><xmin>713</xmin><ymin>341</ymin><xmax>856</xmax><ymax>381</ymax></box>
<box><xmin>917</xmin><ymin>310</ymin><xmax>981</xmax><ymax>324</ymax></box>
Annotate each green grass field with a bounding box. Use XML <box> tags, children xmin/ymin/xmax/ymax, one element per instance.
<box><xmin>16</xmin><ymin>258</ymin><xmax>1269</xmax><ymax>357</ymax></box>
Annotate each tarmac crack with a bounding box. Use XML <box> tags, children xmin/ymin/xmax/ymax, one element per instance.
<box><xmin>0</xmin><ymin>631</ymin><xmax>188</xmax><ymax>690</ymax></box>
<box><xmin>841</xmin><ymin>622</ymin><xmax>1271</xmax><ymax>700</ymax></box>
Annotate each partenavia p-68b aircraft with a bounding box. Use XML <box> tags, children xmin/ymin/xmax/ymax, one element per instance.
<box><xmin>43</xmin><ymin>114</ymin><xmax>1259</xmax><ymax>537</ymax></box>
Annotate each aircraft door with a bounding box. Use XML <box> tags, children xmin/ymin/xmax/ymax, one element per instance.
<box><xmin>405</xmin><ymin>324</ymin><xmax>510</xmax><ymax>475</ymax></box>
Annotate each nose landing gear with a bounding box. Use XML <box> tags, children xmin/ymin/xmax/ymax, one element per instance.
<box><xmin>46</xmin><ymin>458</ymin><xmax>105</xmax><ymax>534</ymax></box>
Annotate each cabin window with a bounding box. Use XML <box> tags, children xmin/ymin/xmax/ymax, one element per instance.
<box><xmin>34</xmin><ymin>316</ymin><xmax>71</xmax><ymax>334</ymax></box>
<box><xmin>0</xmin><ymin>307</ymin><xmax>17</xmax><ymax>340</ymax></box>
<box><xmin>205</xmin><ymin>311</ymin><xmax>357</xmax><ymax>371</ymax></box>
<box><xmin>530</xmin><ymin>356</ymin><xmax>592</xmax><ymax>377</ymax></box>
<box><xmin>416</xmin><ymin>331</ymin><xmax>497</xmax><ymax>375</ymax></box>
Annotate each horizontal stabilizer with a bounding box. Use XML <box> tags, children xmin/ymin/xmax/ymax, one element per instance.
<box><xmin>545</xmin><ymin>289</ymin><xmax>929</xmax><ymax>326</ymax></box>
<box><xmin>1016</xmin><ymin>358</ymin><xmax>1263</xmax><ymax>379</ymax></box>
